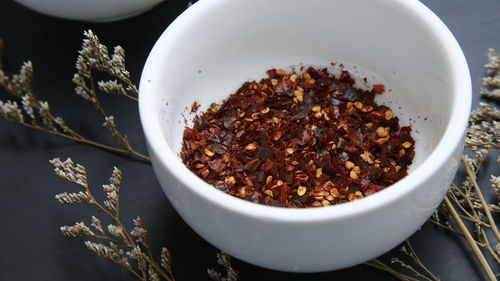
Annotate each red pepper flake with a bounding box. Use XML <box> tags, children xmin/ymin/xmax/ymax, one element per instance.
<box><xmin>373</xmin><ymin>84</ymin><xmax>385</xmax><ymax>94</ymax></box>
<box><xmin>190</xmin><ymin>101</ymin><xmax>201</xmax><ymax>113</ymax></box>
<box><xmin>180</xmin><ymin>67</ymin><xmax>415</xmax><ymax>208</ymax></box>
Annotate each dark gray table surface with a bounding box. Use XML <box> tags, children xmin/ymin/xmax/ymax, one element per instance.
<box><xmin>1</xmin><ymin>0</ymin><xmax>499</xmax><ymax>280</ymax></box>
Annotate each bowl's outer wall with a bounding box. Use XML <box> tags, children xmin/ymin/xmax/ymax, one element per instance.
<box><xmin>13</xmin><ymin>0</ymin><xmax>164</xmax><ymax>22</ymax></box>
<box><xmin>148</xmin><ymin>139</ymin><xmax>463</xmax><ymax>272</ymax></box>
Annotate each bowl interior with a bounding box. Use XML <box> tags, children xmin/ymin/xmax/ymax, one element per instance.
<box><xmin>145</xmin><ymin>0</ymin><xmax>457</xmax><ymax>180</ymax></box>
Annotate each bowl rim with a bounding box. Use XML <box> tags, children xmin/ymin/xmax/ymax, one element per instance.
<box><xmin>139</xmin><ymin>0</ymin><xmax>471</xmax><ymax>223</ymax></box>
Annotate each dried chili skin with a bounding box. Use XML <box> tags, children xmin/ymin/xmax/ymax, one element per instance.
<box><xmin>181</xmin><ymin>67</ymin><xmax>415</xmax><ymax>208</ymax></box>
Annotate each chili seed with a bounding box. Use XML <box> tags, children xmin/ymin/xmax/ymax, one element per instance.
<box><xmin>297</xmin><ymin>186</ymin><xmax>307</xmax><ymax>196</ymax></box>
<box><xmin>266</xmin><ymin>175</ymin><xmax>273</xmax><ymax>184</ymax></box>
<box><xmin>225</xmin><ymin>176</ymin><xmax>236</xmax><ymax>184</ymax></box>
<box><xmin>204</xmin><ymin>149</ymin><xmax>215</xmax><ymax>157</ymax></box>
<box><xmin>360</xmin><ymin>151</ymin><xmax>374</xmax><ymax>164</ymax></box>
<box><xmin>245</xmin><ymin>143</ymin><xmax>257</xmax><ymax>151</ymax></box>
<box><xmin>285</xmin><ymin>147</ymin><xmax>295</xmax><ymax>155</ymax></box>
<box><xmin>293</xmin><ymin>90</ymin><xmax>304</xmax><ymax>102</ymax></box>
<box><xmin>402</xmin><ymin>141</ymin><xmax>412</xmax><ymax>148</ymax></box>
<box><xmin>345</xmin><ymin>161</ymin><xmax>355</xmax><ymax>169</ymax></box>
<box><xmin>315</xmin><ymin>168</ymin><xmax>323</xmax><ymax>178</ymax></box>
<box><xmin>385</xmin><ymin>110</ymin><xmax>393</xmax><ymax>120</ymax></box>
<box><xmin>376</xmin><ymin>127</ymin><xmax>390</xmax><ymax>138</ymax></box>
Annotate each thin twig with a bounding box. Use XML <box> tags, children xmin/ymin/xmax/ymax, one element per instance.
<box><xmin>19</xmin><ymin>121</ymin><xmax>149</xmax><ymax>161</ymax></box>
<box><xmin>443</xmin><ymin>196</ymin><xmax>496</xmax><ymax>281</ymax></box>
<box><xmin>365</xmin><ymin>259</ymin><xmax>420</xmax><ymax>281</ymax></box>
<box><xmin>403</xmin><ymin>241</ymin><xmax>440</xmax><ymax>281</ymax></box>
<box><xmin>462</xmin><ymin>156</ymin><xmax>500</xmax><ymax>242</ymax></box>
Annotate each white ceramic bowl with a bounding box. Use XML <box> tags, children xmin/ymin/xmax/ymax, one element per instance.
<box><xmin>139</xmin><ymin>0</ymin><xmax>471</xmax><ymax>272</ymax></box>
<box><xmin>14</xmin><ymin>0</ymin><xmax>165</xmax><ymax>22</ymax></box>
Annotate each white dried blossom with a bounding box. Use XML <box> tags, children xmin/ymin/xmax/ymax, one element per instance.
<box><xmin>481</xmin><ymin>48</ymin><xmax>500</xmax><ymax>101</ymax></box>
<box><xmin>107</xmin><ymin>224</ymin><xmax>127</xmax><ymax>241</ymax></box>
<box><xmin>103</xmin><ymin>115</ymin><xmax>116</xmax><ymax>132</ymax></box>
<box><xmin>91</xmin><ymin>216</ymin><xmax>105</xmax><ymax>234</ymax></box>
<box><xmin>73</xmin><ymin>73</ymin><xmax>95</xmax><ymax>103</ymax></box>
<box><xmin>160</xmin><ymin>247</ymin><xmax>171</xmax><ymax>271</ymax></box>
<box><xmin>126</xmin><ymin>245</ymin><xmax>143</xmax><ymax>260</ymax></box>
<box><xmin>103</xmin><ymin>191</ymin><xmax>118</xmax><ymax>213</ymax></box>
<box><xmin>480</xmin><ymin>87</ymin><xmax>500</xmax><ymax>101</ymax></box>
<box><xmin>126</xmin><ymin>244</ymin><xmax>147</xmax><ymax>274</ymax></box>
<box><xmin>50</xmin><ymin>158</ymin><xmax>77</xmax><ymax>183</ymax></box>
<box><xmin>148</xmin><ymin>266</ymin><xmax>160</xmax><ymax>281</ymax></box>
<box><xmin>470</xmin><ymin>102</ymin><xmax>500</xmax><ymax>123</ymax></box>
<box><xmin>79</xmin><ymin>30</ymin><xmax>110</xmax><ymax>72</ymax></box>
<box><xmin>0</xmin><ymin>61</ymin><xmax>34</xmax><ymax>98</ymax></box>
<box><xmin>208</xmin><ymin>252</ymin><xmax>238</xmax><ymax>281</ymax></box>
<box><xmin>130</xmin><ymin>217</ymin><xmax>147</xmax><ymax>242</ymax></box>
<box><xmin>37</xmin><ymin>100</ymin><xmax>56</xmax><ymax>130</ymax></box>
<box><xmin>74</xmin><ymin>163</ymin><xmax>88</xmax><ymax>188</ymax></box>
<box><xmin>102</xmin><ymin>167</ymin><xmax>122</xmax><ymax>213</ymax></box>
<box><xmin>21</xmin><ymin>94</ymin><xmax>36</xmax><ymax>122</ymax></box>
<box><xmin>53</xmin><ymin>117</ymin><xmax>69</xmax><ymax>132</ymax></box>
<box><xmin>98</xmin><ymin>80</ymin><xmax>127</xmax><ymax>96</ymax></box>
<box><xmin>103</xmin><ymin>115</ymin><xmax>132</xmax><ymax>149</ymax></box>
<box><xmin>74</xmin><ymin>30</ymin><xmax>138</xmax><ymax>99</ymax></box>
<box><xmin>491</xmin><ymin>176</ymin><xmax>500</xmax><ymax>196</ymax></box>
<box><xmin>74</xmin><ymin>55</ymin><xmax>91</xmax><ymax>78</ymax></box>
<box><xmin>60</xmin><ymin>222</ymin><xmax>95</xmax><ymax>237</ymax></box>
<box><xmin>485</xmin><ymin>48</ymin><xmax>500</xmax><ymax>74</ymax></box>
<box><xmin>0</xmin><ymin>100</ymin><xmax>24</xmax><ymax>123</ymax></box>
<box><xmin>55</xmin><ymin>191</ymin><xmax>92</xmax><ymax>204</ymax></box>
<box><xmin>465</xmin><ymin>124</ymin><xmax>494</xmax><ymax>149</ymax></box>
<box><xmin>85</xmin><ymin>241</ymin><xmax>129</xmax><ymax>266</ymax></box>
<box><xmin>109</xmin><ymin>46</ymin><xmax>129</xmax><ymax>79</ymax></box>
<box><xmin>50</xmin><ymin>158</ymin><xmax>89</xmax><ymax>188</ymax></box>
<box><xmin>483</xmin><ymin>76</ymin><xmax>500</xmax><ymax>87</ymax></box>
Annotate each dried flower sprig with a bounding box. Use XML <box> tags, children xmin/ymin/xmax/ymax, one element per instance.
<box><xmin>430</xmin><ymin>59</ymin><xmax>499</xmax><ymax>280</ymax></box>
<box><xmin>75</xmin><ymin>30</ymin><xmax>138</xmax><ymax>101</ymax></box>
<box><xmin>73</xmin><ymin>30</ymin><xmax>145</xmax><ymax>158</ymax></box>
<box><xmin>481</xmin><ymin>48</ymin><xmax>500</xmax><ymax>101</ymax></box>
<box><xmin>365</xmin><ymin>241</ymin><xmax>440</xmax><ymax>281</ymax></box>
<box><xmin>52</xmin><ymin>157</ymin><xmax>245</xmax><ymax>281</ymax></box>
<box><xmin>51</xmin><ymin>157</ymin><xmax>174</xmax><ymax>281</ymax></box>
<box><xmin>207</xmin><ymin>252</ymin><xmax>239</xmax><ymax>281</ymax></box>
<box><xmin>0</xmin><ymin>33</ymin><xmax>149</xmax><ymax>161</ymax></box>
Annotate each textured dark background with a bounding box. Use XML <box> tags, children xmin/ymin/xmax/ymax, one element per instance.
<box><xmin>0</xmin><ymin>0</ymin><xmax>498</xmax><ymax>280</ymax></box>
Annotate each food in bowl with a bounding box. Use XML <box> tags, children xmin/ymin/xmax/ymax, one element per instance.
<box><xmin>139</xmin><ymin>0</ymin><xmax>470</xmax><ymax>272</ymax></box>
<box><xmin>181</xmin><ymin>67</ymin><xmax>415</xmax><ymax>208</ymax></box>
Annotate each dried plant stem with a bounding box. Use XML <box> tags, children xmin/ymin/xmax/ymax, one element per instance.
<box><xmin>365</xmin><ymin>259</ymin><xmax>420</xmax><ymax>281</ymax></box>
<box><xmin>403</xmin><ymin>241</ymin><xmax>440</xmax><ymax>281</ymax></box>
<box><xmin>19</xmin><ymin>120</ymin><xmax>149</xmax><ymax>161</ymax></box>
<box><xmin>443</xmin><ymin>196</ymin><xmax>496</xmax><ymax>281</ymax></box>
<box><xmin>462</xmin><ymin>156</ymin><xmax>500</xmax><ymax>242</ymax></box>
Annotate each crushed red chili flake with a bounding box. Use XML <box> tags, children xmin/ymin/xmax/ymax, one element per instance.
<box><xmin>190</xmin><ymin>101</ymin><xmax>201</xmax><ymax>113</ymax></box>
<box><xmin>180</xmin><ymin>67</ymin><xmax>415</xmax><ymax>208</ymax></box>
